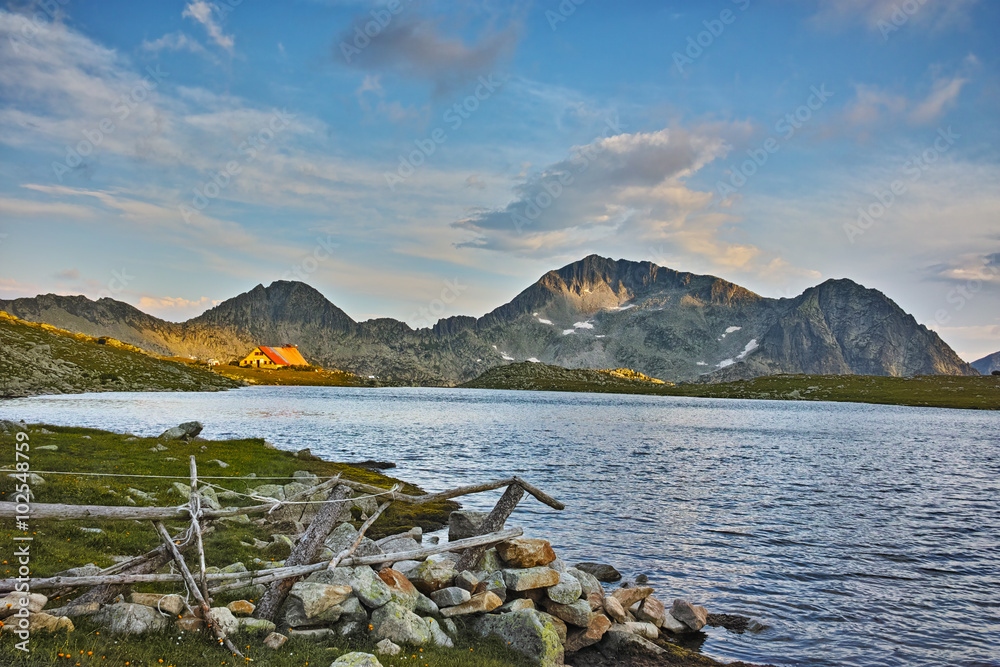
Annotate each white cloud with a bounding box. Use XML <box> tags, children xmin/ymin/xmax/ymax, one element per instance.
<box><xmin>909</xmin><ymin>77</ymin><xmax>967</xmax><ymax>125</ymax></box>
<box><xmin>182</xmin><ymin>1</ymin><xmax>234</xmax><ymax>53</ymax></box>
<box><xmin>142</xmin><ymin>32</ymin><xmax>210</xmax><ymax>56</ymax></box>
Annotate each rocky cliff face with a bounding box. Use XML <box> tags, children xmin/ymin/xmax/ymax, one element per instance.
<box><xmin>0</xmin><ymin>255</ymin><xmax>978</xmax><ymax>384</ymax></box>
<box><xmin>972</xmin><ymin>351</ymin><xmax>1000</xmax><ymax>374</ymax></box>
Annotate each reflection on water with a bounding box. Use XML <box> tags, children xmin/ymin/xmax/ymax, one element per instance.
<box><xmin>2</xmin><ymin>386</ymin><xmax>998</xmax><ymax>667</ymax></box>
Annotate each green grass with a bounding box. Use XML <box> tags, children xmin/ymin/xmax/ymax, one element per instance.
<box><xmin>0</xmin><ymin>621</ymin><xmax>533</xmax><ymax>667</ymax></box>
<box><xmin>461</xmin><ymin>362</ymin><xmax>1000</xmax><ymax>410</ymax></box>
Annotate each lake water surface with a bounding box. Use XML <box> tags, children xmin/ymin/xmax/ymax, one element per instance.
<box><xmin>1</xmin><ymin>387</ymin><xmax>998</xmax><ymax>667</ymax></box>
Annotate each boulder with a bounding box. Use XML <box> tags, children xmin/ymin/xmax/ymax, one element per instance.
<box><xmin>376</xmin><ymin>638</ymin><xmax>401</xmax><ymax>656</ymax></box>
<box><xmin>338</xmin><ymin>596</ymin><xmax>369</xmax><ymax>625</ymax></box>
<box><xmin>567</xmin><ymin>567</ymin><xmax>604</xmax><ymax>599</ymax></box>
<box><xmin>430</xmin><ymin>587</ymin><xmax>471</xmax><ymax>608</ymax></box>
<box><xmin>370</xmin><ymin>601</ymin><xmax>431</xmax><ymax>646</ymax></box>
<box><xmin>414</xmin><ymin>592</ymin><xmax>439</xmax><ymax>616</ymax></box>
<box><xmin>669</xmin><ymin>599</ymin><xmax>708</xmax><ymax>632</ymax></box>
<box><xmin>500</xmin><ymin>598</ymin><xmax>535</xmax><ymax>613</ymax></box>
<box><xmin>45</xmin><ymin>601</ymin><xmax>101</xmax><ymax>618</ymax></box>
<box><xmin>307</xmin><ymin>566</ymin><xmax>392</xmax><ymax>610</ymax></box>
<box><xmin>376</xmin><ymin>568</ymin><xmax>420</xmax><ymax>610</ymax></box>
<box><xmin>93</xmin><ymin>603</ymin><xmax>170</xmax><ymax>635</ymax></box>
<box><xmin>238</xmin><ymin>618</ymin><xmax>276</xmax><ymax>633</ymax></box>
<box><xmin>454</xmin><ymin>570</ymin><xmax>479</xmax><ymax>592</ymax></box>
<box><xmin>252</xmin><ymin>484</ymin><xmax>285</xmax><ymax>501</ymax></box>
<box><xmin>624</xmin><ymin>621</ymin><xmax>659</xmax><ymax>641</ymax></box>
<box><xmin>176</xmin><ymin>614</ymin><xmax>204</xmax><ymax>632</ymax></box>
<box><xmin>603</xmin><ymin>596</ymin><xmax>626</xmax><ymax>624</ymax></box>
<box><xmin>287</xmin><ymin>582</ymin><xmax>352</xmax><ymax>620</ymax></box>
<box><xmin>574</xmin><ymin>562</ymin><xmax>622</xmax><ymax>582</ymax></box>
<box><xmin>448</xmin><ymin>510</ymin><xmax>488</xmax><ymax>541</ymax></box>
<box><xmin>331</xmin><ymin>653</ymin><xmax>383</xmax><ymax>667</ymax></box>
<box><xmin>439</xmin><ymin>591</ymin><xmax>503</xmax><ymax>618</ymax></box>
<box><xmin>598</xmin><ymin>624</ymin><xmax>666</xmax><ymax>659</ymax></box>
<box><xmin>406</xmin><ymin>557</ymin><xmax>457</xmax><ymax>594</ymax></box>
<box><xmin>537</xmin><ymin>612</ymin><xmax>567</xmax><ymax>644</ymax></box>
<box><xmin>159</xmin><ymin>421</ymin><xmax>203</xmax><ymax>441</ymax></box>
<box><xmin>0</xmin><ymin>593</ymin><xmax>47</xmax><ymax>619</ymax></box>
<box><xmin>129</xmin><ymin>593</ymin><xmax>184</xmax><ymax>617</ymax></box>
<box><xmin>227</xmin><ymin>600</ymin><xmax>255</xmax><ymax>617</ymax></box>
<box><xmin>289</xmin><ymin>627</ymin><xmax>336</xmax><ymax>640</ymax></box>
<box><xmin>263</xmin><ymin>632</ymin><xmax>288</xmax><ymax>649</ymax></box>
<box><xmin>0</xmin><ymin>612</ymin><xmax>73</xmax><ymax>634</ymax></box>
<box><xmin>502</xmin><ymin>566</ymin><xmax>560</xmax><ymax>592</ymax></box>
<box><xmin>324</xmin><ymin>523</ymin><xmax>384</xmax><ymax>559</ymax></box>
<box><xmin>565</xmin><ymin>613</ymin><xmax>612</xmax><ymax>652</ymax></box>
<box><xmin>542</xmin><ymin>598</ymin><xmax>592</xmax><ymax>627</ymax></box>
<box><xmin>473</xmin><ymin>609</ymin><xmax>564</xmax><ymax>667</ymax></box>
<box><xmin>547</xmin><ymin>572</ymin><xmax>582</xmax><ymax>605</ymax></box>
<box><xmin>206</xmin><ymin>607</ymin><xmax>239</xmax><ymax>636</ymax></box>
<box><xmin>611</xmin><ymin>586</ymin><xmax>654</xmax><ymax>610</ymax></box>
<box><xmin>425</xmin><ymin>616</ymin><xmax>455</xmax><ymax>647</ymax></box>
<box><xmin>635</xmin><ymin>596</ymin><xmax>667</xmax><ymax>627</ymax></box>
<box><xmin>660</xmin><ymin>612</ymin><xmax>688</xmax><ymax>633</ymax></box>
<box><xmin>476</xmin><ymin>570</ymin><xmax>508</xmax><ymax>602</ymax></box>
<box><xmin>379</xmin><ymin>536</ymin><xmax>420</xmax><ymax>555</ymax></box>
<box><xmin>497</xmin><ymin>538</ymin><xmax>557</xmax><ymax>568</ymax></box>
<box><xmin>476</xmin><ymin>547</ymin><xmax>504</xmax><ymax>573</ymax></box>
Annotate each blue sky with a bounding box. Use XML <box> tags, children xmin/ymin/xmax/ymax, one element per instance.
<box><xmin>0</xmin><ymin>0</ymin><xmax>998</xmax><ymax>360</ymax></box>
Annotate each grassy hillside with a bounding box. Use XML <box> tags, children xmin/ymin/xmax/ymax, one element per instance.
<box><xmin>0</xmin><ymin>312</ymin><xmax>244</xmax><ymax>398</ymax></box>
<box><xmin>461</xmin><ymin>362</ymin><xmax>1000</xmax><ymax>410</ymax></box>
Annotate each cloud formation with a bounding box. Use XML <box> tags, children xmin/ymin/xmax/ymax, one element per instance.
<box><xmin>182</xmin><ymin>1</ymin><xmax>234</xmax><ymax>53</ymax></box>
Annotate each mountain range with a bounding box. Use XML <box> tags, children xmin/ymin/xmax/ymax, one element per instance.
<box><xmin>972</xmin><ymin>351</ymin><xmax>1000</xmax><ymax>375</ymax></box>
<box><xmin>0</xmin><ymin>255</ymin><xmax>978</xmax><ymax>384</ymax></box>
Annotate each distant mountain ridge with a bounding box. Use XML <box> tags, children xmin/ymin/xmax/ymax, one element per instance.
<box><xmin>0</xmin><ymin>255</ymin><xmax>978</xmax><ymax>384</ymax></box>
<box><xmin>972</xmin><ymin>351</ymin><xmax>1000</xmax><ymax>374</ymax></box>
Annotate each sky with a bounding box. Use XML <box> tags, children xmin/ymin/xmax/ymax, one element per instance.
<box><xmin>0</xmin><ymin>0</ymin><xmax>998</xmax><ymax>361</ymax></box>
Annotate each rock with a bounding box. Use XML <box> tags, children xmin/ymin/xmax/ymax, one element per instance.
<box><xmin>575</xmin><ymin>562</ymin><xmax>622</xmax><ymax>582</ymax></box>
<box><xmin>611</xmin><ymin>586</ymin><xmax>654</xmax><ymax>610</ymax></box>
<box><xmin>379</xmin><ymin>536</ymin><xmax>420</xmax><ymax>554</ymax></box>
<box><xmin>307</xmin><ymin>566</ymin><xmax>393</xmax><ymax>610</ymax></box>
<box><xmin>392</xmin><ymin>560</ymin><xmax>420</xmax><ymax>579</ymax></box>
<box><xmin>338</xmin><ymin>596</ymin><xmax>369</xmax><ymax>624</ymax></box>
<box><xmin>176</xmin><ymin>614</ymin><xmax>204</xmax><ymax>632</ymax></box>
<box><xmin>407</xmin><ymin>557</ymin><xmax>457</xmax><ymax>594</ymax></box>
<box><xmin>370</xmin><ymin>601</ymin><xmax>431</xmax><ymax>646</ymax></box>
<box><xmin>440</xmin><ymin>591</ymin><xmax>503</xmax><ymax>618</ymax></box>
<box><xmin>537</xmin><ymin>612</ymin><xmax>567</xmax><ymax>644</ymax></box>
<box><xmin>285</xmin><ymin>583</ymin><xmax>352</xmax><ymax>626</ymax></box>
<box><xmin>547</xmin><ymin>572</ymin><xmax>582</xmax><ymax>605</ymax></box>
<box><xmin>283</xmin><ymin>481</ymin><xmax>310</xmax><ymax>498</ymax></box>
<box><xmin>670</xmin><ymin>599</ymin><xmax>708</xmax><ymax>632</ymax></box>
<box><xmin>430</xmin><ymin>586</ymin><xmax>471</xmax><ymax>608</ymax></box>
<box><xmin>454</xmin><ymin>570</ymin><xmax>479</xmax><ymax>592</ymax></box>
<box><xmin>45</xmin><ymin>602</ymin><xmax>101</xmax><ymax>618</ymax></box>
<box><xmin>476</xmin><ymin>547</ymin><xmax>504</xmax><ymax>573</ymax></box>
<box><xmin>53</xmin><ymin>563</ymin><xmax>102</xmax><ymax>578</ymax></box>
<box><xmin>288</xmin><ymin>627</ymin><xmax>336</xmax><ymax>640</ymax></box>
<box><xmin>159</xmin><ymin>421</ymin><xmax>203</xmax><ymax>441</ymax></box>
<box><xmin>635</xmin><ymin>596</ymin><xmax>667</xmax><ymax>627</ymax></box>
<box><xmin>624</xmin><ymin>621</ymin><xmax>659</xmax><ymax>640</ymax></box>
<box><xmin>376</xmin><ymin>638</ymin><xmax>401</xmax><ymax>656</ymax></box>
<box><xmin>497</xmin><ymin>538</ymin><xmax>557</xmax><ymax>568</ymax></box>
<box><xmin>448</xmin><ymin>510</ymin><xmax>488</xmax><ymax>541</ymax></box>
<box><xmin>377</xmin><ymin>568</ymin><xmax>420</xmax><ymax>610</ymax></box>
<box><xmin>292</xmin><ymin>469</ymin><xmax>319</xmax><ymax>482</ymax></box>
<box><xmin>129</xmin><ymin>593</ymin><xmax>184</xmax><ymax>617</ymax></box>
<box><xmin>414</xmin><ymin>592</ymin><xmax>439</xmax><ymax>616</ymax></box>
<box><xmin>598</xmin><ymin>625</ymin><xmax>666</xmax><ymax>659</ymax></box>
<box><xmin>333</xmin><ymin>619</ymin><xmax>366</xmax><ymax>637</ymax></box>
<box><xmin>636</xmin><ymin>574</ymin><xmax>650</xmax><ymax>584</ymax></box>
<box><xmin>210</xmin><ymin>459</ymin><xmax>229</xmax><ymax>468</ymax></box>
<box><xmin>331</xmin><ymin>653</ymin><xmax>383</xmax><ymax>667</ymax></box>
<box><xmin>565</xmin><ymin>613</ymin><xmax>612</xmax><ymax>652</ymax></box>
<box><xmin>93</xmin><ymin>603</ymin><xmax>170</xmax><ymax>635</ymax></box>
<box><xmin>252</xmin><ymin>484</ymin><xmax>285</xmax><ymax>501</ymax></box>
<box><xmin>567</xmin><ymin>567</ymin><xmax>604</xmax><ymax>599</ymax></box>
<box><xmin>542</xmin><ymin>598</ymin><xmax>592</xmax><ymax>627</ymax></box>
<box><xmin>0</xmin><ymin>593</ymin><xmax>47</xmax><ymax>619</ymax></box>
<box><xmin>660</xmin><ymin>612</ymin><xmax>688</xmax><ymax>633</ymax></box>
<box><xmin>476</xmin><ymin>570</ymin><xmax>508</xmax><ymax>602</ymax></box>
<box><xmin>603</xmin><ymin>596</ymin><xmax>626</xmax><ymax>624</ymax></box>
<box><xmin>263</xmin><ymin>632</ymin><xmax>288</xmax><ymax>649</ymax></box>
<box><xmin>425</xmin><ymin>616</ymin><xmax>455</xmax><ymax>647</ymax></box>
<box><xmin>500</xmin><ymin>598</ymin><xmax>536</xmax><ymax>613</ymax></box>
<box><xmin>238</xmin><ymin>618</ymin><xmax>276</xmax><ymax>633</ymax></box>
<box><xmin>206</xmin><ymin>607</ymin><xmax>239</xmax><ymax>635</ymax></box>
<box><xmin>502</xmin><ymin>566</ymin><xmax>560</xmax><ymax>592</ymax></box>
<box><xmin>227</xmin><ymin>600</ymin><xmax>255</xmax><ymax>617</ymax></box>
<box><xmin>474</xmin><ymin>609</ymin><xmax>564</xmax><ymax>667</ymax></box>
<box><xmin>0</xmin><ymin>612</ymin><xmax>73</xmax><ymax>634</ymax></box>
<box><xmin>34</xmin><ymin>445</ymin><xmax>58</xmax><ymax>451</ymax></box>
<box><xmin>324</xmin><ymin>522</ymin><xmax>384</xmax><ymax>559</ymax></box>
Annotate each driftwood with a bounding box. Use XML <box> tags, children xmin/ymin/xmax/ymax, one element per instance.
<box><xmin>253</xmin><ymin>484</ymin><xmax>352</xmax><ymax>622</ymax></box>
<box><xmin>456</xmin><ymin>482</ymin><xmax>526</xmax><ymax>571</ymax></box>
<box><xmin>154</xmin><ymin>522</ymin><xmax>245</xmax><ymax>661</ymax></box>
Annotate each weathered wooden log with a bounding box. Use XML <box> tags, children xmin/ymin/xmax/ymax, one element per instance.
<box><xmin>189</xmin><ymin>457</ymin><xmax>211</xmax><ymax>603</ymax></box>
<box><xmin>0</xmin><ymin>527</ymin><xmax>525</xmax><ymax>592</ymax></box>
<box><xmin>455</xmin><ymin>483</ymin><xmax>525</xmax><ymax>571</ymax></box>
<box><xmin>253</xmin><ymin>484</ymin><xmax>352</xmax><ymax>622</ymax></box>
<box><xmin>154</xmin><ymin>521</ymin><xmax>244</xmax><ymax>660</ymax></box>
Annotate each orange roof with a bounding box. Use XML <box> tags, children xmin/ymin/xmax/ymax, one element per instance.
<box><xmin>258</xmin><ymin>346</ymin><xmax>308</xmax><ymax>366</ymax></box>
